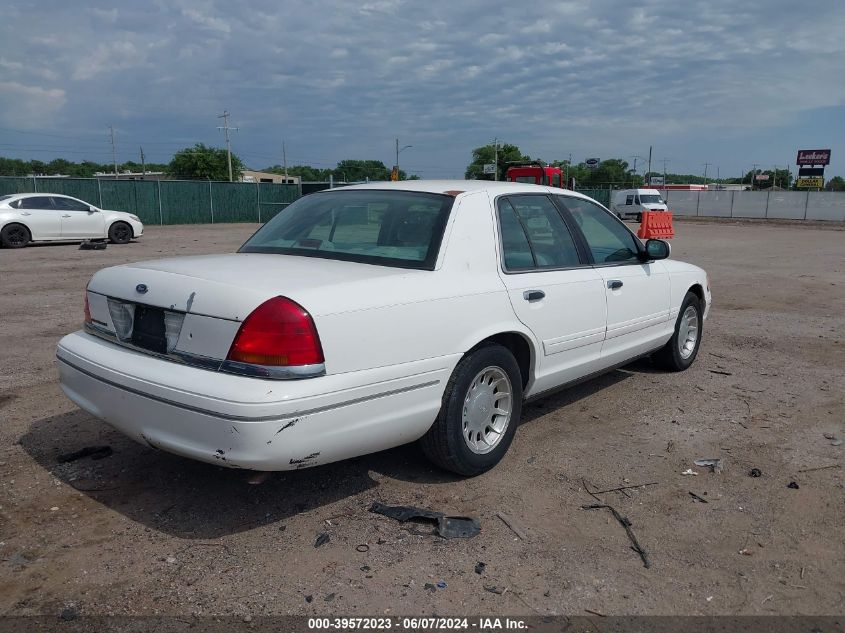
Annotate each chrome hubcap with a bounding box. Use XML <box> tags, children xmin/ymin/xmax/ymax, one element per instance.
<box><xmin>678</xmin><ymin>305</ymin><xmax>699</xmax><ymax>359</ymax></box>
<box><xmin>462</xmin><ymin>366</ymin><xmax>512</xmax><ymax>454</ymax></box>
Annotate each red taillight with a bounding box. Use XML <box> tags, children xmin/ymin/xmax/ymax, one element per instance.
<box><xmin>84</xmin><ymin>292</ymin><xmax>92</xmax><ymax>325</ymax></box>
<box><xmin>226</xmin><ymin>297</ymin><xmax>324</xmax><ymax>367</ymax></box>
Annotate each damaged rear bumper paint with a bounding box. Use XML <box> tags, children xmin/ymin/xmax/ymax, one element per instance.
<box><xmin>57</xmin><ymin>331</ymin><xmax>453</xmax><ymax>471</ymax></box>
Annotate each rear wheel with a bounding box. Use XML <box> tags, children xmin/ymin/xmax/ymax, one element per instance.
<box><xmin>108</xmin><ymin>221</ymin><xmax>132</xmax><ymax>244</ymax></box>
<box><xmin>420</xmin><ymin>343</ymin><xmax>523</xmax><ymax>476</ymax></box>
<box><xmin>654</xmin><ymin>291</ymin><xmax>703</xmax><ymax>371</ymax></box>
<box><xmin>1</xmin><ymin>223</ymin><xmax>30</xmax><ymax>248</ymax></box>
<box><xmin>636</xmin><ymin>212</ymin><xmax>643</xmax><ymax>222</ymax></box>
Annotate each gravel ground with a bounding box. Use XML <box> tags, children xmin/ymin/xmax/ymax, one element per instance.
<box><xmin>0</xmin><ymin>220</ymin><xmax>843</xmax><ymax>618</ymax></box>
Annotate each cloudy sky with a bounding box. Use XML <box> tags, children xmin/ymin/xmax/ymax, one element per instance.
<box><xmin>1</xmin><ymin>0</ymin><xmax>843</xmax><ymax>179</ymax></box>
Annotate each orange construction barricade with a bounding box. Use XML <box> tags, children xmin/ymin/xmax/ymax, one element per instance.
<box><xmin>637</xmin><ymin>211</ymin><xmax>674</xmax><ymax>239</ymax></box>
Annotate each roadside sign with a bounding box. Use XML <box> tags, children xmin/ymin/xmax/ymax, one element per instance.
<box><xmin>796</xmin><ymin>149</ymin><xmax>831</xmax><ymax>166</ymax></box>
<box><xmin>797</xmin><ymin>177</ymin><xmax>824</xmax><ymax>188</ymax></box>
<box><xmin>755</xmin><ymin>174</ymin><xmax>770</xmax><ymax>181</ymax></box>
<box><xmin>649</xmin><ymin>176</ymin><xmax>664</xmax><ymax>186</ymax></box>
<box><xmin>390</xmin><ymin>167</ymin><xmax>399</xmax><ymax>181</ymax></box>
<box><xmin>482</xmin><ymin>163</ymin><xmax>496</xmax><ymax>175</ymax></box>
<box><xmin>585</xmin><ymin>158</ymin><xmax>600</xmax><ymax>170</ymax></box>
<box><xmin>798</xmin><ymin>167</ymin><xmax>824</xmax><ymax>177</ymax></box>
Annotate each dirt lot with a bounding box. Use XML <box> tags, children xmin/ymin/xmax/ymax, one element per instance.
<box><xmin>0</xmin><ymin>220</ymin><xmax>843</xmax><ymax>618</ymax></box>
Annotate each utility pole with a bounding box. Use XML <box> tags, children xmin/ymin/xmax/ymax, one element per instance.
<box><xmin>493</xmin><ymin>138</ymin><xmax>499</xmax><ymax>181</ymax></box>
<box><xmin>646</xmin><ymin>146</ymin><xmax>653</xmax><ymax>186</ymax></box>
<box><xmin>282</xmin><ymin>141</ymin><xmax>288</xmax><ymax>182</ymax></box>
<box><xmin>632</xmin><ymin>157</ymin><xmax>638</xmax><ymax>188</ymax></box>
<box><xmin>140</xmin><ymin>146</ymin><xmax>146</xmax><ymax>177</ymax></box>
<box><xmin>394</xmin><ymin>138</ymin><xmax>412</xmax><ymax>180</ymax></box>
<box><xmin>716</xmin><ymin>166</ymin><xmax>720</xmax><ymax>185</ymax></box>
<box><xmin>217</xmin><ymin>110</ymin><xmax>238</xmax><ymax>182</ymax></box>
<box><xmin>662</xmin><ymin>158</ymin><xmax>669</xmax><ymax>187</ymax></box>
<box><xmin>109</xmin><ymin>126</ymin><xmax>118</xmax><ymax>178</ymax></box>
<box><xmin>703</xmin><ymin>162</ymin><xmax>710</xmax><ymax>185</ymax></box>
<box><xmin>750</xmin><ymin>163</ymin><xmax>759</xmax><ymax>189</ymax></box>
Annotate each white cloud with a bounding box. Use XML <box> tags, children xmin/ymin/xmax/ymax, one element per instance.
<box><xmin>72</xmin><ymin>41</ymin><xmax>144</xmax><ymax>80</ymax></box>
<box><xmin>0</xmin><ymin>82</ymin><xmax>66</xmax><ymax>128</ymax></box>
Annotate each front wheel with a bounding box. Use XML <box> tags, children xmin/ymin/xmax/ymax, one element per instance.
<box><xmin>1</xmin><ymin>223</ymin><xmax>31</xmax><ymax>248</ymax></box>
<box><xmin>108</xmin><ymin>221</ymin><xmax>132</xmax><ymax>244</ymax></box>
<box><xmin>653</xmin><ymin>291</ymin><xmax>703</xmax><ymax>371</ymax></box>
<box><xmin>420</xmin><ymin>343</ymin><xmax>523</xmax><ymax>476</ymax></box>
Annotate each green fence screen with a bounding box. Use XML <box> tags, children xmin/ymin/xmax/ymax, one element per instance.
<box><xmin>0</xmin><ymin>177</ymin><xmax>299</xmax><ymax>225</ymax></box>
<box><xmin>0</xmin><ymin>177</ymin><xmax>614</xmax><ymax>223</ymax></box>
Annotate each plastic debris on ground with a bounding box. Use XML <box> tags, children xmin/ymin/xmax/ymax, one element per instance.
<box><xmin>369</xmin><ymin>501</ymin><xmax>480</xmax><ymax>539</ymax></box>
<box><xmin>694</xmin><ymin>458</ymin><xmax>723</xmax><ymax>473</ymax></box>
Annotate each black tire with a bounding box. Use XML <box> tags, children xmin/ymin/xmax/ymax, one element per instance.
<box><xmin>636</xmin><ymin>212</ymin><xmax>643</xmax><ymax>223</ymax></box>
<box><xmin>420</xmin><ymin>343</ymin><xmax>523</xmax><ymax>476</ymax></box>
<box><xmin>653</xmin><ymin>291</ymin><xmax>703</xmax><ymax>371</ymax></box>
<box><xmin>1</xmin><ymin>223</ymin><xmax>31</xmax><ymax>248</ymax></box>
<box><xmin>108</xmin><ymin>221</ymin><xmax>132</xmax><ymax>244</ymax></box>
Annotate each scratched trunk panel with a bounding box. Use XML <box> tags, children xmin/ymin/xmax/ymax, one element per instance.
<box><xmin>86</xmin><ymin>264</ymin><xmax>272</xmax><ymax>322</ymax></box>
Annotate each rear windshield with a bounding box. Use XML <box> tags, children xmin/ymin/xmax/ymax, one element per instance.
<box><xmin>239</xmin><ymin>190</ymin><xmax>454</xmax><ymax>270</ymax></box>
<box><xmin>639</xmin><ymin>195</ymin><xmax>664</xmax><ymax>204</ymax></box>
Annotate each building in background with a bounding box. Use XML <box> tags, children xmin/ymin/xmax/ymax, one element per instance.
<box><xmin>240</xmin><ymin>170</ymin><xmax>300</xmax><ymax>185</ymax></box>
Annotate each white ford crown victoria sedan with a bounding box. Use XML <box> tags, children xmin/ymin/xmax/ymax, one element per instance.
<box><xmin>0</xmin><ymin>193</ymin><xmax>143</xmax><ymax>248</ymax></box>
<box><xmin>57</xmin><ymin>181</ymin><xmax>709</xmax><ymax>475</ymax></box>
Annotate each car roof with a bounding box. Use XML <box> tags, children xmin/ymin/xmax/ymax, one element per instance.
<box><xmin>332</xmin><ymin>179</ymin><xmax>599</xmax><ymax>203</ymax></box>
<box><xmin>5</xmin><ymin>192</ymin><xmax>73</xmax><ymax>199</ymax></box>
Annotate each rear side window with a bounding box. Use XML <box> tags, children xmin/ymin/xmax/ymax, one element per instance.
<box><xmin>557</xmin><ymin>197</ymin><xmax>640</xmax><ymax>264</ymax></box>
<box><xmin>19</xmin><ymin>196</ymin><xmax>54</xmax><ymax>210</ymax></box>
<box><xmin>52</xmin><ymin>196</ymin><xmax>91</xmax><ymax>211</ymax></box>
<box><xmin>239</xmin><ymin>190</ymin><xmax>453</xmax><ymax>270</ymax></box>
<box><xmin>625</xmin><ymin>195</ymin><xmax>634</xmax><ymax>205</ymax></box>
<box><xmin>498</xmin><ymin>203</ymin><xmax>535</xmax><ymax>270</ymax></box>
<box><xmin>497</xmin><ymin>195</ymin><xmax>581</xmax><ymax>270</ymax></box>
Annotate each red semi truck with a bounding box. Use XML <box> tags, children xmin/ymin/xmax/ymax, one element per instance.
<box><xmin>505</xmin><ymin>162</ymin><xmax>567</xmax><ymax>188</ymax></box>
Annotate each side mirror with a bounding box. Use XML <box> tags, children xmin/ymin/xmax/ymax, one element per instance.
<box><xmin>645</xmin><ymin>239</ymin><xmax>670</xmax><ymax>260</ymax></box>
<box><xmin>89</xmin><ymin>206</ymin><xmax>99</xmax><ymax>213</ymax></box>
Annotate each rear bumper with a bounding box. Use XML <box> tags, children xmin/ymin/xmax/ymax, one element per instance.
<box><xmin>57</xmin><ymin>331</ymin><xmax>452</xmax><ymax>471</ymax></box>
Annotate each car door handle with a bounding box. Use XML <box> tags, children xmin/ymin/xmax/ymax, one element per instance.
<box><xmin>523</xmin><ymin>290</ymin><xmax>545</xmax><ymax>302</ymax></box>
<box><xmin>607</xmin><ymin>280</ymin><xmax>623</xmax><ymax>290</ymax></box>
<box><xmin>62</xmin><ymin>214</ymin><xmax>72</xmax><ymax>218</ymax></box>
<box><xmin>20</xmin><ymin>211</ymin><xmax>31</xmax><ymax>216</ymax></box>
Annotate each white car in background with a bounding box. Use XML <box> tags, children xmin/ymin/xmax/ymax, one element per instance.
<box><xmin>57</xmin><ymin>181</ymin><xmax>709</xmax><ymax>476</ymax></box>
<box><xmin>0</xmin><ymin>193</ymin><xmax>143</xmax><ymax>248</ymax></box>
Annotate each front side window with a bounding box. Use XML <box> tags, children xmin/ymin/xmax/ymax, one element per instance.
<box><xmin>514</xmin><ymin>176</ymin><xmax>537</xmax><ymax>184</ymax></box>
<box><xmin>639</xmin><ymin>194</ymin><xmax>664</xmax><ymax>204</ymax></box>
<box><xmin>19</xmin><ymin>196</ymin><xmax>54</xmax><ymax>210</ymax></box>
<box><xmin>239</xmin><ymin>190</ymin><xmax>453</xmax><ymax>270</ymax></box>
<box><xmin>557</xmin><ymin>196</ymin><xmax>641</xmax><ymax>264</ymax></box>
<box><xmin>52</xmin><ymin>196</ymin><xmax>91</xmax><ymax>211</ymax></box>
<box><xmin>498</xmin><ymin>195</ymin><xmax>581</xmax><ymax>270</ymax></box>
<box><xmin>625</xmin><ymin>195</ymin><xmax>634</xmax><ymax>205</ymax></box>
